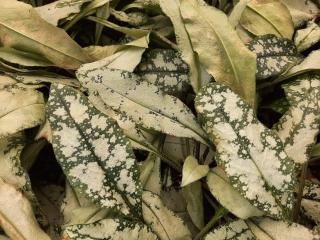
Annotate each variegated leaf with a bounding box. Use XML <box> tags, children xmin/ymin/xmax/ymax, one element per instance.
<box><xmin>47</xmin><ymin>84</ymin><xmax>142</xmax><ymax>216</ymax></box>
<box><xmin>247</xmin><ymin>35</ymin><xmax>301</xmax><ymax>80</ymax></box>
<box><xmin>159</xmin><ymin>0</ymin><xmax>200</xmax><ymax>93</ymax></box>
<box><xmin>0</xmin><ymin>178</ymin><xmax>51</xmax><ymax>240</ymax></box>
<box><xmin>136</xmin><ymin>49</ymin><xmax>191</xmax><ymax>97</ymax></box>
<box><xmin>195</xmin><ymin>83</ymin><xmax>296</xmax><ymax>218</ymax></box>
<box><xmin>240</xmin><ymin>0</ymin><xmax>294</xmax><ymax>39</ymax></box>
<box><xmin>63</xmin><ymin>218</ymin><xmax>158</xmax><ymax>240</ymax></box>
<box><xmin>302</xmin><ymin>182</ymin><xmax>320</xmax><ymax>223</ymax></box>
<box><xmin>76</xmin><ymin>67</ymin><xmax>209</xmax><ymax>145</ymax></box>
<box><xmin>205</xmin><ymin>218</ymin><xmax>320</xmax><ymax>240</ymax></box>
<box><xmin>295</xmin><ymin>21</ymin><xmax>320</xmax><ymax>52</ymax></box>
<box><xmin>207</xmin><ymin>167</ymin><xmax>264</xmax><ymax>219</ymax></box>
<box><xmin>0</xmin><ymin>86</ymin><xmax>45</xmax><ymax>138</ymax></box>
<box><xmin>35</xmin><ymin>0</ymin><xmax>91</xmax><ymax>26</ymax></box>
<box><xmin>142</xmin><ymin>191</ymin><xmax>192</xmax><ymax>240</ymax></box>
<box><xmin>180</xmin><ymin>0</ymin><xmax>257</xmax><ymax>107</ymax></box>
<box><xmin>181</xmin><ymin>155</ymin><xmax>209</xmax><ymax>187</ymax></box>
<box><xmin>273</xmin><ymin>74</ymin><xmax>320</xmax><ymax>164</ymax></box>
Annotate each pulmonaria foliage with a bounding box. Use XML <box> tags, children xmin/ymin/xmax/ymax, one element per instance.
<box><xmin>47</xmin><ymin>84</ymin><xmax>142</xmax><ymax>216</ymax></box>
<box><xmin>135</xmin><ymin>49</ymin><xmax>190</xmax><ymax>97</ymax></box>
<box><xmin>64</xmin><ymin>218</ymin><xmax>158</xmax><ymax>240</ymax></box>
<box><xmin>247</xmin><ymin>34</ymin><xmax>301</xmax><ymax>80</ymax></box>
<box><xmin>195</xmin><ymin>83</ymin><xmax>296</xmax><ymax>218</ymax></box>
<box><xmin>301</xmin><ymin>182</ymin><xmax>320</xmax><ymax>223</ymax></box>
<box><xmin>273</xmin><ymin>74</ymin><xmax>320</xmax><ymax>164</ymax></box>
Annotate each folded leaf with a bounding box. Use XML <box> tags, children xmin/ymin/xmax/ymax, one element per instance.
<box><xmin>0</xmin><ymin>0</ymin><xmax>92</xmax><ymax>69</ymax></box>
<box><xmin>295</xmin><ymin>21</ymin><xmax>320</xmax><ymax>52</ymax></box>
<box><xmin>240</xmin><ymin>0</ymin><xmax>294</xmax><ymax>39</ymax></box>
<box><xmin>181</xmin><ymin>155</ymin><xmax>209</xmax><ymax>187</ymax></box>
<box><xmin>77</xmin><ymin>67</ymin><xmax>209</xmax><ymax>145</ymax></box>
<box><xmin>47</xmin><ymin>84</ymin><xmax>142</xmax><ymax>216</ymax></box>
<box><xmin>0</xmin><ymin>86</ymin><xmax>45</xmax><ymax>138</ymax></box>
<box><xmin>195</xmin><ymin>83</ymin><xmax>296</xmax><ymax>218</ymax></box>
<box><xmin>63</xmin><ymin>218</ymin><xmax>158</xmax><ymax>240</ymax></box>
<box><xmin>207</xmin><ymin>167</ymin><xmax>264</xmax><ymax>219</ymax></box>
<box><xmin>273</xmin><ymin>74</ymin><xmax>320</xmax><ymax>164</ymax></box>
<box><xmin>0</xmin><ymin>178</ymin><xmax>50</xmax><ymax>240</ymax></box>
<box><xmin>142</xmin><ymin>191</ymin><xmax>192</xmax><ymax>240</ymax></box>
<box><xmin>180</xmin><ymin>0</ymin><xmax>256</xmax><ymax>106</ymax></box>
<box><xmin>159</xmin><ymin>0</ymin><xmax>200</xmax><ymax>93</ymax></box>
<box><xmin>247</xmin><ymin>34</ymin><xmax>301</xmax><ymax>80</ymax></box>
<box><xmin>35</xmin><ymin>0</ymin><xmax>91</xmax><ymax>26</ymax></box>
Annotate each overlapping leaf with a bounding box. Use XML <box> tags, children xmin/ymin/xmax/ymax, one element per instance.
<box><xmin>47</xmin><ymin>84</ymin><xmax>142</xmax><ymax>216</ymax></box>
<box><xmin>181</xmin><ymin>155</ymin><xmax>209</xmax><ymax>187</ymax></box>
<box><xmin>195</xmin><ymin>83</ymin><xmax>296</xmax><ymax>218</ymax></box>
<box><xmin>180</xmin><ymin>0</ymin><xmax>256</xmax><ymax>106</ymax></box>
<box><xmin>273</xmin><ymin>75</ymin><xmax>320</xmax><ymax>164</ymax></box>
<box><xmin>76</xmin><ymin>67</ymin><xmax>209</xmax><ymax>145</ymax></box>
<box><xmin>247</xmin><ymin>35</ymin><xmax>301</xmax><ymax>80</ymax></box>
<box><xmin>295</xmin><ymin>21</ymin><xmax>320</xmax><ymax>52</ymax></box>
<box><xmin>302</xmin><ymin>182</ymin><xmax>320</xmax><ymax>223</ymax></box>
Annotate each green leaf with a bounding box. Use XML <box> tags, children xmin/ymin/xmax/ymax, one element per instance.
<box><xmin>63</xmin><ymin>218</ymin><xmax>158</xmax><ymax>240</ymax></box>
<box><xmin>294</xmin><ymin>21</ymin><xmax>320</xmax><ymax>52</ymax></box>
<box><xmin>142</xmin><ymin>191</ymin><xmax>192</xmax><ymax>240</ymax></box>
<box><xmin>240</xmin><ymin>0</ymin><xmax>294</xmax><ymax>39</ymax></box>
<box><xmin>0</xmin><ymin>178</ymin><xmax>51</xmax><ymax>240</ymax></box>
<box><xmin>273</xmin><ymin>74</ymin><xmax>320</xmax><ymax>164</ymax></box>
<box><xmin>207</xmin><ymin>167</ymin><xmax>264</xmax><ymax>219</ymax></box>
<box><xmin>0</xmin><ymin>0</ymin><xmax>92</xmax><ymax>69</ymax></box>
<box><xmin>47</xmin><ymin>84</ymin><xmax>142</xmax><ymax>216</ymax></box>
<box><xmin>205</xmin><ymin>218</ymin><xmax>320</xmax><ymax>240</ymax></box>
<box><xmin>0</xmin><ymin>86</ymin><xmax>45</xmax><ymax>138</ymax></box>
<box><xmin>136</xmin><ymin>49</ymin><xmax>191</xmax><ymax>97</ymax></box>
<box><xmin>180</xmin><ymin>0</ymin><xmax>257</xmax><ymax>106</ymax></box>
<box><xmin>35</xmin><ymin>0</ymin><xmax>91</xmax><ymax>26</ymax></box>
<box><xmin>181</xmin><ymin>155</ymin><xmax>209</xmax><ymax>187</ymax></box>
<box><xmin>159</xmin><ymin>0</ymin><xmax>200</xmax><ymax>93</ymax></box>
<box><xmin>247</xmin><ymin>34</ymin><xmax>301</xmax><ymax>80</ymax></box>
<box><xmin>195</xmin><ymin>83</ymin><xmax>296</xmax><ymax>218</ymax></box>
<box><xmin>76</xmin><ymin>67</ymin><xmax>209</xmax><ymax>145</ymax></box>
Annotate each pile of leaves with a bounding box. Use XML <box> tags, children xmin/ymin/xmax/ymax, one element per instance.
<box><xmin>1</xmin><ymin>0</ymin><xmax>320</xmax><ymax>239</ymax></box>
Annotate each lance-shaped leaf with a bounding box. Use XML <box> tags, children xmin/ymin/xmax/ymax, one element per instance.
<box><xmin>35</xmin><ymin>0</ymin><xmax>91</xmax><ymax>26</ymax></box>
<box><xmin>302</xmin><ymin>182</ymin><xmax>320</xmax><ymax>223</ymax></box>
<box><xmin>181</xmin><ymin>155</ymin><xmax>209</xmax><ymax>187</ymax></box>
<box><xmin>195</xmin><ymin>83</ymin><xmax>296</xmax><ymax>218</ymax></box>
<box><xmin>63</xmin><ymin>218</ymin><xmax>158</xmax><ymax>240</ymax></box>
<box><xmin>76</xmin><ymin>67</ymin><xmax>209</xmax><ymax>145</ymax></box>
<box><xmin>136</xmin><ymin>49</ymin><xmax>191</xmax><ymax>97</ymax></box>
<box><xmin>0</xmin><ymin>86</ymin><xmax>45</xmax><ymax>138</ymax></box>
<box><xmin>0</xmin><ymin>0</ymin><xmax>92</xmax><ymax>70</ymax></box>
<box><xmin>159</xmin><ymin>0</ymin><xmax>200</xmax><ymax>93</ymax></box>
<box><xmin>205</xmin><ymin>218</ymin><xmax>320</xmax><ymax>240</ymax></box>
<box><xmin>247</xmin><ymin>35</ymin><xmax>301</xmax><ymax>80</ymax></box>
<box><xmin>273</xmin><ymin>74</ymin><xmax>320</xmax><ymax>164</ymax></box>
<box><xmin>180</xmin><ymin>0</ymin><xmax>256</xmax><ymax>106</ymax></box>
<box><xmin>207</xmin><ymin>167</ymin><xmax>264</xmax><ymax>219</ymax></box>
<box><xmin>0</xmin><ymin>178</ymin><xmax>51</xmax><ymax>240</ymax></box>
<box><xmin>240</xmin><ymin>0</ymin><xmax>294</xmax><ymax>39</ymax></box>
<box><xmin>140</xmin><ymin>153</ymin><xmax>161</xmax><ymax>195</ymax></box>
<box><xmin>142</xmin><ymin>191</ymin><xmax>192</xmax><ymax>240</ymax></box>
<box><xmin>295</xmin><ymin>21</ymin><xmax>320</xmax><ymax>52</ymax></box>
<box><xmin>47</xmin><ymin>84</ymin><xmax>142</xmax><ymax>216</ymax></box>
<box><xmin>110</xmin><ymin>9</ymin><xmax>148</xmax><ymax>27</ymax></box>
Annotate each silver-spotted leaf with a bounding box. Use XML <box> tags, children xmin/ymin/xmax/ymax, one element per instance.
<box><xmin>0</xmin><ymin>86</ymin><xmax>45</xmax><ymax>138</ymax></box>
<box><xmin>240</xmin><ymin>0</ymin><xmax>294</xmax><ymax>39</ymax></box>
<box><xmin>207</xmin><ymin>167</ymin><xmax>264</xmax><ymax>219</ymax></box>
<box><xmin>47</xmin><ymin>84</ymin><xmax>142</xmax><ymax>216</ymax></box>
<box><xmin>0</xmin><ymin>0</ymin><xmax>92</xmax><ymax>69</ymax></box>
<box><xmin>247</xmin><ymin>34</ymin><xmax>301</xmax><ymax>80</ymax></box>
<box><xmin>63</xmin><ymin>218</ymin><xmax>158</xmax><ymax>240</ymax></box>
<box><xmin>142</xmin><ymin>191</ymin><xmax>192</xmax><ymax>240</ymax></box>
<box><xmin>76</xmin><ymin>67</ymin><xmax>209</xmax><ymax>145</ymax></box>
<box><xmin>273</xmin><ymin>74</ymin><xmax>320</xmax><ymax>164</ymax></box>
<box><xmin>180</xmin><ymin>0</ymin><xmax>257</xmax><ymax>106</ymax></box>
<box><xmin>195</xmin><ymin>83</ymin><xmax>296</xmax><ymax>218</ymax></box>
<box><xmin>302</xmin><ymin>182</ymin><xmax>320</xmax><ymax>223</ymax></box>
<box><xmin>295</xmin><ymin>21</ymin><xmax>320</xmax><ymax>52</ymax></box>
<box><xmin>135</xmin><ymin>49</ymin><xmax>191</xmax><ymax>97</ymax></box>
